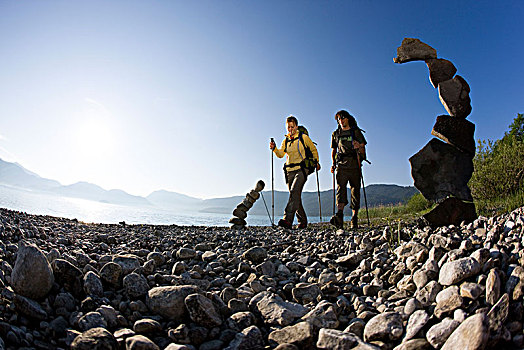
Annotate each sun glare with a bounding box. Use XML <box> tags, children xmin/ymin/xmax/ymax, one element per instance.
<box><xmin>75</xmin><ymin>119</ymin><xmax>114</xmax><ymax>159</ymax></box>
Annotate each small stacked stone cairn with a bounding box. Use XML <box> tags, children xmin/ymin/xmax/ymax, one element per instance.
<box><xmin>229</xmin><ymin>180</ymin><xmax>265</xmax><ymax>229</ymax></box>
<box><xmin>394</xmin><ymin>38</ymin><xmax>477</xmax><ymax>226</ymax></box>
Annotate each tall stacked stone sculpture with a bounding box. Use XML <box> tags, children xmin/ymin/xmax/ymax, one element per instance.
<box><xmin>394</xmin><ymin>38</ymin><xmax>477</xmax><ymax>226</ymax></box>
<box><xmin>229</xmin><ymin>180</ymin><xmax>265</xmax><ymax>229</ymax></box>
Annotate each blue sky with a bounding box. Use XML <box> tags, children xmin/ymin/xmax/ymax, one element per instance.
<box><xmin>0</xmin><ymin>0</ymin><xmax>522</xmax><ymax>199</ymax></box>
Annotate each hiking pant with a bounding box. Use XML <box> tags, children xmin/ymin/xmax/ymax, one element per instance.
<box><xmin>284</xmin><ymin>169</ymin><xmax>307</xmax><ymax>224</ymax></box>
<box><xmin>336</xmin><ymin>166</ymin><xmax>361</xmax><ymax>210</ymax></box>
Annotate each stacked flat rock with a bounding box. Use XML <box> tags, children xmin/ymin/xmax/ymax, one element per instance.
<box><xmin>1</xmin><ymin>206</ymin><xmax>524</xmax><ymax>349</ymax></box>
<box><xmin>394</xmin><ymin>38</ymin><xmax>477</xmax><ymax>226</ymax></box>
<box><xmin>229</xmin><ymin>180</ymin><xmax>265</xmax><ymax>229</ymax></box>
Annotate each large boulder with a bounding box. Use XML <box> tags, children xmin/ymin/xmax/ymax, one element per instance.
<box><xmin>423</xmin><ymin>197</ymin><xmax>477</xmax><ymax>226</ymax></box>
<box><xmin>394</xmin><ymin>38</ymin><xmax>437</xmax><ymax>63</ymax></box>
<box><xmin>146</xmin><ymin>285</ymin><xmax>199</xmax><ymax>321</ymax></box>
<box><xmin>438</xmin><ymin>75</ymin><xmax>472</xmax><ymax>118</ymax></box>
<box><xmin>11</xmin><ymin>242</ymin><xmax>54</xmax><ymax>299</ymax></box>
<box><xmin>426</xmin><ymin>58</ymin><xmax>457</xmax><ymax>88</ymax></box>
<box><xmin>431</xmin><ymin>115</ymin><xmax>476</xmax><ymax>156</ymax></box>
<box><xmin>409</xmin><ymin>138</ymin><xmax>473</xmax><ymax>202</ymax></box>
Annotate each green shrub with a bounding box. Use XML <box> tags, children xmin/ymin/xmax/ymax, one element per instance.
<box><xmin>469</xmin><ymin>113</ymin><xmax>524</xmax><ymax>201</ymax></box>
<box><xmin>469</xmin><ymin>113</ymin><xmax>524</xmax><ymax>214</ymax></box>
<box><xmin>405</xmin><ymin>192</ymin><xmax>432</xmax><ymax>212</ymax></box>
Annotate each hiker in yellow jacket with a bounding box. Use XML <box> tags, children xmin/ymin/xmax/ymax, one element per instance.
<box><xmin>270</xmin><ymin>115</ymin><xmax>320</xmax><ymax>229</ymax></box>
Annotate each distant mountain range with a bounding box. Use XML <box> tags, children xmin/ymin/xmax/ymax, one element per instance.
<box><xmin>0</xmin><ymin>158</ymin><xmax>417</xmax><ymax>216</ymax></box>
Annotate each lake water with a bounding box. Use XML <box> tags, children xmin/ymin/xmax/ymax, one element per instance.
<box><xmin>0</xmin><ymin>185</ymin><xmax>321</xmax><ymax>226</ymax></box>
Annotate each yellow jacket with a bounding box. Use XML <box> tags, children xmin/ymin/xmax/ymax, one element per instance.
<box><xmin>273</xmin><ymin>133</ymin><xmax>319</xmax><ymax>172</ymax></box>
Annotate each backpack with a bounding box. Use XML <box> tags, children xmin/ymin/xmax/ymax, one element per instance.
<box><xmin>333</xmin><ymin>126</ymin><xmax>366</xmax><ymax>164</ymax></box>
<box><xmin>283</xmin><ymin>125</ymin><xmax>317</xmax><ymax>178</ymax></box>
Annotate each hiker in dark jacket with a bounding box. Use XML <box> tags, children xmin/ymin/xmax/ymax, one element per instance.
<box><xmin>270</xmin><ymin>115</ymin><xmax>320</xmax><ymax>229</ymax></box>
<box><xmin>330</xmin><ymin>110</ymin><xmax>366</xmax><ymax>229</ymax></box>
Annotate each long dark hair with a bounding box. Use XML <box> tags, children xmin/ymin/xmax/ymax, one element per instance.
<box><xmin>335</xmin><ymin>110</ymin><xmax>357</xmax><ymax>128</ymax></box>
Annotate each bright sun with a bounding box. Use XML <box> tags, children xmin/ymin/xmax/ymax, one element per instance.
<box><xmin>75</xmin><ymin>119</ymin><xmax>114</xmax><ymax>159</ymax></box>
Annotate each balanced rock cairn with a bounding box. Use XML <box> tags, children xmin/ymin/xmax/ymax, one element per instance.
<box><xmin>394</xmin><ymin>38</ymin><xmax>477</xmax><ymax>226</ymax></box>
<box><xmin>229</xmin><ymin>180</ymin><xmax>265</xmax><ymax>229</ymax></box>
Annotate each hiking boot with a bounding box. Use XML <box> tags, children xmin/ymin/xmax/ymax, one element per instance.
<box><xmin>350</xmin><ymin>217</ymin><xmax>358</xmax><ymax>229</ymax></box>
<box><xmin>296</xmin><ymin>222</ymin><xmax>307</xmax><ymax>229</ymax></box>
<box><xmin>278</xmin><ymin>219</ymin><xmax>292</xmax><ymax>229</ymax></box>
<box><xmin>330</xmin><ymin>213</ymin><xmax>343</xmax><ymax>229</ymax></box>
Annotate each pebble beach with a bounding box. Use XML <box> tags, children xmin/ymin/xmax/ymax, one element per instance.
<box><xmin>1</xmin><ymin>206</ymin><xmax>524</xmax><ymax>350</ymax></box>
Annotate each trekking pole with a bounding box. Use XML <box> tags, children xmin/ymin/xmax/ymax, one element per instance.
<box><xmin>270</xmin><ymin>138</ymin><xmax>275</xmax><ymax>224</ymax></box>
<box><xmin>357</xmin><ymin>153</ymin><xmax>371</xmax><ymax>226</ymax></box>
<box><xmin>260</xmin><ymin>191</ymin><xmax>275</xmax><ymax>226</ymax></box>
<box><xmin>332</xmin><ymin>168</ymin><xmax>336</xmax><ymax>216</ymax></box>
<box><xmin>315</xmin><ymin>168</ymin><xmax>322</xmax><ymax>222</ymax></box>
